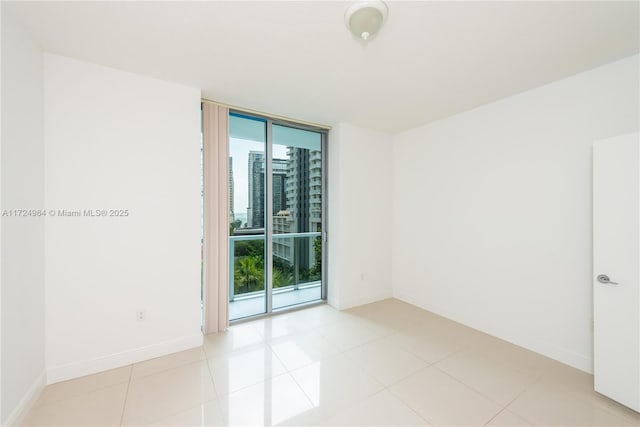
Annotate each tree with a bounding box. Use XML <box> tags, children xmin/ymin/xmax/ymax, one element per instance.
<box><xmin>310</xmin><ymin>235</ymin><xmax>322</xmax><ymax>280</ymax></box>
<box><xmin>229</xmin><ymin>219</ymin><xmax>242</xmax><ymax>235</ymax></box>
<box><xmin>235</xmin><ymin>256</ymin><xmax>263</xmax><ymax>293</ymax></box>
<box><xmin>273</xmin><ymin>268</ymin><xmax>293</xmax><ymax>288</ymax></box>
<box><xmin>235</xmin><ymin>239</ymin><xmax>264</xmax><ymax>257</ymax></box>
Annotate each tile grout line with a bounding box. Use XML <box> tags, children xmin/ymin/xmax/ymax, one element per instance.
<box><xmin>493</xmin><ymin>364</ymin><xmax>567</xmax><ymax>426</ymax></box>
<box><xmin>26</xmin><ymin>300</ymin><xmax>634</xmax><ymax>426</ymax></box>
<box><xmin>385</xmin><ymin>382</ymin><xmax>436</xmax><ymax>426</ymax></box>
<box><xmin>204</xmin><ymin>340</ymin><xmax>293</xmax><ymax>400</ymax></box>
<box><xmin>138</xmin><ymin>352</ymin><xmax>221</xmax><ymax>427</ymax></box>
<box><xmin>431</xmin><ymin>360</ymin><xmax>549</xmax><ymax>426</ymax></box>
<box><xmin>130</xmin><ymin>351</ymin><xmax>208</xmax><ymax>382</ymax></box>
<box><xmin>328</xmin><ymin>322</ymin><xmax>417</xmax><ymax>423</ymax></box>
<box><xmin>28</xmin><ymin>374</ymin><xmax>132</xmax><ymax>411</ymax></box>
<box><xmin>181</xmin><ymin>351</ymin><xmax>227</xmax><ymax>426</ymax></box>
<box><xmin>286</xmin><ymin>363</ymin><xmax>320</xmax><ymax>415</ymax></box>
<box><xmin>279</xmin><ymin>329</ymin><xmax>345</xmax><ymax>409</ymax></box>
<box><xmin>125</xmin><ymin>349</ymin><xmax>217</xmax><ymax>425</ymax></box>
<box><xmin>141</xmin><ymin>397</ymin><xmax>221</xmax><ymax>427</ymax></box>
<box><xmin>207</xmin><ymin>308</ymin><xmax>637</xmax><ymax>425</ymax></box>
<box><xmin>431</xmin><ymin>364</ymin><xmax>508</xmax><ymax>414</ymax></box>
<box><xmin>203</xmin><ymin>347</ymin><xmax>220</xmax><ymax>397</ymax></box>
<box><xmin>540</xmin><ymin>370</ymin><xmax>640</xmax><ymax>425</ymax></box>
<box><xmin>133</xmin><ymin>352</ymin><xmax>220</xmax><ymax>426</ymax></box>
<box><xmin>280</xmin><ymin>322</ymin><xmax>389</xmax><ymax>423</ymax></box>
<box><xmin>118</xmin><ymin>365</ymin><xmax>134</xmax><ymax>426</ymax></box>
<box><xmin>28</xmin><ymin>301</ymin><xmax>637</xmax><ymax>426</ymax></box>
<box><xmin>482</xmin><ymin>407</ymin><xmax>509</xmax><ymax>426</ymax></box>
<box><xmin>203</xmin><ymin>340</ymin><xmax>234</xmax><ymax>423</ymax></box>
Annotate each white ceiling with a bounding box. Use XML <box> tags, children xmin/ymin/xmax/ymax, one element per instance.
<box><xmin>8</xmin><ymin>1</ymin><xmax>639</xmax><ymax>132</ymax></box>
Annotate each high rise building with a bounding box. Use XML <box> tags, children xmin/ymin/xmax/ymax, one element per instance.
<box><xmin>285</xmin><ymin>147</ymin><xmax>323</xmax><ymax>233</ymax></box>
<box><xmin>247</xmin><ymin>151</ymin><xmax>287</xmax><ymax>229</ymax></box>
<box><xmin>273</xmin><ymin>210</ymin><xmax>294</xmax><ymax>262</ymax></box>
<box><xmin>246</xmin><ymin>151</ymin><xmax>263</xmax><ymax>228</ymax></box>
<box><xmin>309</xmin><ymin>149</ymin><xmax>323</xmax><ymax>234</ymax></box>
<box><xmin>272</xmin><ymin>147</ymin><xmax>322</xmax><ymax>268</ymax></box>
<box><xmin>246</xmin><ymin>146</ymin><xmax>322</xmax><ymax>273</ymax></box>
<box><xmin>272</xmin><ymin>160</ymin><xmax>288</xmax><ymax>215</ymax></box>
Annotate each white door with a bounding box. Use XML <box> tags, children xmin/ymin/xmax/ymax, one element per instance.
<box><xmin>593</xmin><ymin>132</ymin><xmax>639</xmax><ymax>412</ymax></box>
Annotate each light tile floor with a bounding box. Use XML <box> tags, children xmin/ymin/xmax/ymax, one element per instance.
<box><xmin>21</xmin><ymin>299</ymin><xmax>640</xmax><ymax>426</ymax></box>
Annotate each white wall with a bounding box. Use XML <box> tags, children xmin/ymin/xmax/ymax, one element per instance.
<box><xmin>392</xmin><ymin>55</ymin><xmax>639</xmax><ymax>372</ymax></box>
<box><xmin>44</xmin><ymin>54</ymin><xmax>202</xmax><ymax>383</ymax></box>
<box><xmin>1</xmin><ymin>4</ymin><xmax>46</xmax><ymax>424</ymax></box>
<box><xmin>328</xmin><ymin>123</ymin><xmax>393</xmax><ymax>310</ymax></box>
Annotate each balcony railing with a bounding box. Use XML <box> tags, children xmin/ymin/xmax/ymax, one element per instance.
<box><xmin>229</xmin><ymin>231</ymin><xmax>322</xmax><ymax>302</ymax></box>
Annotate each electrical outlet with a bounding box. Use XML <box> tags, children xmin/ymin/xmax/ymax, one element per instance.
<box><xmin>136</xmin><ymin>310</ymin><xmax>146</xmax><ymax>321</ymax></box>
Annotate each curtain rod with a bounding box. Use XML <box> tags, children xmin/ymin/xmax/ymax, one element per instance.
<box><xmin>201</xmin><ymin>98</ymin><xmax>332</xmax><ymax>131</ymax></box>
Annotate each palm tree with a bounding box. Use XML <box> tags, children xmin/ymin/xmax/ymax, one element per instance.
<box><xmin>235</xmin><ymin>256</ymin><xmax>263</xmax><ymax>294</ymax></box>
<box><xmin>273</xmin><ymin>268</ymin><xmax>294</xmax><ymax>288</ymax></box>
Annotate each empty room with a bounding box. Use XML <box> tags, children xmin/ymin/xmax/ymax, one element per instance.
<box><xmin>1</xmin><ymin>1</ymin><xmax>639</xmax><ymax>426</ymax></box>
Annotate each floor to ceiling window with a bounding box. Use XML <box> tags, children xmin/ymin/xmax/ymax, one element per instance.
<box><xmin>228</xmin><ymin>112</ymin><xmax>327</xmax><ymax>320</ymax></box>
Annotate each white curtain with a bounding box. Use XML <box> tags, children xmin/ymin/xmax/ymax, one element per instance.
<box><xmin>202</xmin><ymin>103</ymin><xmax>230</xmax><ymax>333</ymax></box>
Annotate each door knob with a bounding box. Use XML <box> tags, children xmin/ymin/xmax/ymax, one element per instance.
<box><xmin>597</xmin><ymin>274</ymin><xmax>619</xmax><ymax>285</ymax></box>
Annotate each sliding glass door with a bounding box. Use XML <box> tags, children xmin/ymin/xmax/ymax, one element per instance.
<box><xmin>228</xmin><ymin>114</ymin><xmax>267</xmax><ymax>319</ymax></box>
<box><xmin>228</xmin><ymin>113</ymin><xmax>326</xmax><ymax>320</ymax></box>
<box><xmin>271</xmin><ymin>125</ymin><xmax>323</xmax><ymax>310</ymax></box>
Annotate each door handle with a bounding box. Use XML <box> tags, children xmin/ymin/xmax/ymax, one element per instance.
<box><xmin>597</xmin><ymin>274</ymin><xmax>619</xmax><ymax>285</ymax></box>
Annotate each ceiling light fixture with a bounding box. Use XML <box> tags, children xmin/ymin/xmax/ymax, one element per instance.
<box><xmin>345</xmin><ymin>0</ymin><xmax>388</xmax><ymax>42</ymax></box>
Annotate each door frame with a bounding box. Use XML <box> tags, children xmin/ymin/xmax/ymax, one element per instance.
<box><xmin>228</xmin><ymin>110</ymin><xmax>329</xmax><ymax>321</ymax></box>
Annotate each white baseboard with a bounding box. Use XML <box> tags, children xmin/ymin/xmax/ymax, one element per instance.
<box><xmin>4</xmin><ymin>370</ymin><xmax>46</xmax><ymax>426</ymax></box>
<box><xmin>46</xmin><ymin>333</ymin><xmax>203</xmax><ymax>384</ymax></box>
<box><xmin>393</xmin><ymin>291</ymin><xmax>593</xmax><ymax>374</ymax></box>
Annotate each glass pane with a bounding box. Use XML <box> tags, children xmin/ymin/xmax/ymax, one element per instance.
<box><xmin>229</xmin><ymin>114</ymin><xmax>267</xmax><ymax>320</ymax></box>
<box><xmin>272</xmin><ymin>124</ymin><xmax>323</xmax><ymax>310</ymax></box>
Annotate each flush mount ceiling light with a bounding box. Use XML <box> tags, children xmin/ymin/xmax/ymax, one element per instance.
<box><xmin>345</xmin><ymin>0</ymin><xmax>388</xmax><ymax>41</ymax></box>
